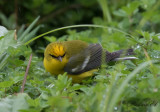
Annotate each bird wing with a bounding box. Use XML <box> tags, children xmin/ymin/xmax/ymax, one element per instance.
<box><xmin>64</xmin><ymin>44</ymin><xmax>102</xmax><ymax>75</ymax></box>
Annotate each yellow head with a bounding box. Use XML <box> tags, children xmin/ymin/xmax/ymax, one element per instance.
<box><xmin>43</xmin><ymin>42</ymin><xmax>68</xmax><ymax>75</ymax></box>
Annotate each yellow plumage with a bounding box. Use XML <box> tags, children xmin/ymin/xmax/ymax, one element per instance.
<box><xmin>44</xmin><ymin>40</ymin><xmax>136</xmax><ymax>83</ymax></box>
<box><xmin>44</xmin><ymin>40</ymin><xmax>97</xmax><ymax>83</ymax></box>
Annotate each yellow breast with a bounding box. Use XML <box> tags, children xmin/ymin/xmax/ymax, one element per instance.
<box><xmin>43</xmin><ymin>56</ymin><xmax>68</xmax><ymax>75</ymax></box>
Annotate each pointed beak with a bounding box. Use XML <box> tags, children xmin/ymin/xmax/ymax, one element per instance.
<box><xmin>58</xmin><ymin>56</ymin><xmax>62</xmax><ymax>62</ymax></box>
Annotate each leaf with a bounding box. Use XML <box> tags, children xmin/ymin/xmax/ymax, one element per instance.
<box><xmin>113</xmin><ymin>9</ymin><xmax>127</xmax><ymax>17</ymax></box>
<box><xmin>48</xmin><ymin>96</ymin><xmax>71</xmax><ymax>111</ymax></box>
<box><xmin>122</xmin><ymin>1</ymin><xmax>141</xmax><ymax>16</ymax></box>
<box><xmin>54</xmin><ymin>73</ymin><xmax>72</xmax><ymax>93</ymax></box>
<box><xmin>0</xmin><ymin>81</ymin><xmax>14</xmax><ymax>88</ymax></box>
<box><xmin>0</xmin><ymin>30</ymin><xmax>16</xmax><ymax>55</ymax></box>
<box><xmin>0</xmin><ymin>25</ymin><xmax>8</xmax><ymax>37</ymax></box>
<box><xmin>69</xmin><ymin>84</ymin><xmax>85</xmax><ymax>92</ymax></box>
<box><xmin>0</xmin><ymin>93</ymin><xmax>29</xmax><ymax>112</ymax></box>
<box><xmin>44</xmin><ymin>36</ymin><xmax>57</xmax><ymax>42</ymax></box>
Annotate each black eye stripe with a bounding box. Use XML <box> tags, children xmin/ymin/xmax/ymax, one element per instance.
<box><xmin>49</xmin><ymin>53</ymin><xmax>65</xmax><ymax>58</ymax></box>
<box><xmin>61</xmin><ymin>53</ymin><xmax>66</xmax><ymax>57</ymax></box>
<box><xmin>49</xmin><ymin>54</ymin><xmax>57</xmax><ymax>58</ymax></box>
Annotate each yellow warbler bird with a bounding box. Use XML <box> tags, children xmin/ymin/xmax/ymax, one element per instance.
<box><xmin>44</xmin><ymin>40</ymin><xmax>137</xmax><ymax>83</ymax></box>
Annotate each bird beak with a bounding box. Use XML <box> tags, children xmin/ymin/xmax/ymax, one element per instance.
<box><xmin>58</xmin><ymin>56</ymin><xmax>62</xmax><ymax>62</ymax></box>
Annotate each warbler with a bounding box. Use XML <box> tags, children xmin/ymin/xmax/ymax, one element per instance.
<box><xmin>44</xmin><ymin>40</ymin><xmax>137</xmax><ymax>83</ymax></box>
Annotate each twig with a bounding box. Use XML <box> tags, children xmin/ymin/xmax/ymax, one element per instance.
<box><xmin>20</xmin><ymin>54</ymin><xmax>32</xmax><ymax>93</ymax></box>
<box><xmin>14</xmin><ymin>30</ymin><xmax>17</xmax><ymax>40</ymax></box>
<box><xmin>143</xmin><ymin>48</ymin><xmax>152</xmax><ymax>66</ymax></box>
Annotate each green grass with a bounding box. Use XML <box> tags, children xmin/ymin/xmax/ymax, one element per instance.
<box><xmin>0</xmin><ymin>0</ymin><xmax>160</xmax><ymax>112</ymax></box>
<box><xmin>0</xmin><ymin>23</ymin><xmax>160</xmax><ymax>112</ymax></box>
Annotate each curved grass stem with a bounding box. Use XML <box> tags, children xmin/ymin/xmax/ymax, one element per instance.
<box><xmin>24</xmin><ymin>24</ymin><xmax>140</xmax><ymax>45</ymax></box>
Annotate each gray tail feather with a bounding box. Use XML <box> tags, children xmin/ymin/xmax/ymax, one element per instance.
<box><xmin>113</xmin><ymin>57</ymin><xmax>138</xmax><ymax>61</ymax></box>
<box><xmin>106</xmin><ymin>49</ymin><xmax>137</xmax><ymax>63</ymax></box>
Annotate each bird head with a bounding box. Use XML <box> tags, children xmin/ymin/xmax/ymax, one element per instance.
<box><xmin>45</xmin><ymin>42</ymin><xmax>66</xmax><ymax>62</ymax></box>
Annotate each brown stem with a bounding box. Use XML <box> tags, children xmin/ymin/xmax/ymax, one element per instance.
<box><xmin>14</xmin><ymin>0</ymin><xmax>18</xmax><ymax>29</ymax></box>
<box><xmin>14</xmin><ymin>30</ymin><xmax>17</xmax><ymax>40</ymax></box>
<box><xmin>20</xmin><ymin>54</ymin><xmax>32</xmax><ymax>93</ymax></box>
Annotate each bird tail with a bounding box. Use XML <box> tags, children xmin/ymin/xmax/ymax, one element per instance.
<box><xmin>106</xmin><ymin>49</ymin><xmax>137</xmax><ymax>63</ymax></box>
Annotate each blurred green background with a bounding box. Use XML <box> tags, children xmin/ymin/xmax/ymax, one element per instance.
<box><xmin>1</xmin><ymin>0</ymin><xmax>160</xmax><ymax>47</ymax></box>
<box><xmin>0</xmin><ymin>0</ymin><xmax>160</xmax><ymax>112</ymax></box>
<box><xmin>1</xmin><ymin>0</ymin><xmax>160</xmax><ymax>57</ymax></box>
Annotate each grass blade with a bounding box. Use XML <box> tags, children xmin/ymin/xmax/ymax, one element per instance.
<box><xmin>18</xmin><ymin>16</ymin><xmax>40</xmax><ymax>41</ymax></box>
<box><xmin>107</xmin><ymin>60</ymin><xmax>158</xmax><ymax>112</ymax></box>
<box><xmin>0</xmin><ymin>52</ymin><xmax>9</xmax><ymax>70</ymax></box>
<box><xmin>22</xmin><ymin>25</ymin><xmax>42</xmax><ymax>43</ymax></box>
<box><xmin>24</xmin><ymin>24</ymin><xmax>140</xmax><ymax>45</ymax></box>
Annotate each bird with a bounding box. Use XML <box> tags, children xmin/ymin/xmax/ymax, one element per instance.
<box><xmin>43</xmin><ymin>40</ymin><xmax>137</xmax><ymax>83</ymax></box>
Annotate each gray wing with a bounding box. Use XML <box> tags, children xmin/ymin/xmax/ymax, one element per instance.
<box><xmin>64</xmin><ymin>44</ymin><xmax>102</xmax><ymax>75</ymax></box>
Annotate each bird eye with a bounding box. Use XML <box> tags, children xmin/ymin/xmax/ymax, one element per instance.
<box><xmin>49</xmin><ymin>54</ymin><xmax>57</xmax><ymax>58</ymax></box>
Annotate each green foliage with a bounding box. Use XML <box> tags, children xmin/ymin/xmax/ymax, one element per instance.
<box><xmin>0</xmin><ymin>93</ymin><xmax>29</xmax><ymax>112</ymax></box>
<box><xmin>0</xmin><ymin>0</ymin><xmax>160</xmax><ymax>112</ymax></box>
